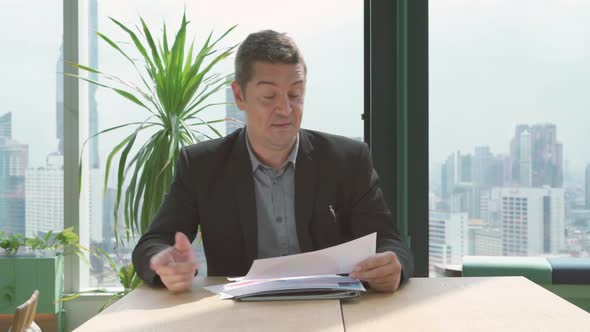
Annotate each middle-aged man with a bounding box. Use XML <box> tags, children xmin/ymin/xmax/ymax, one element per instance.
<box><xmin>132</xmin><ymin>30</ymin><xmax>414</xmax><ymax>293</ymax></box>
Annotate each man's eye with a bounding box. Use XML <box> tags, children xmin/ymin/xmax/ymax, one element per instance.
<box><xmin>289</xmin><ymin>95</ymin><xmax>300</xmax><ymax>99</ymax></box>
<box><xmin>264</xmin><ymin>95</ymin><xmax>275</xmax><ymax>100</ymax></box>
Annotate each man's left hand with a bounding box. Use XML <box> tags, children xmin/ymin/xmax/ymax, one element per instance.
<box><xmin>349</xmin><ymin>252</ymin><xmax>402</xmax><ymax>292</ymax></box>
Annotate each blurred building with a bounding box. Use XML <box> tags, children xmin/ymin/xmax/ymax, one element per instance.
<box><xmin>0</xmin><ymin>112</ymin><xmax>28</xmax><ymax>234</ymax></box>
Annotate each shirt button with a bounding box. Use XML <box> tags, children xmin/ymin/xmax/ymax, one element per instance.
<box><xmin>276</xmin><ymin>216</ymin><xmax>283</xmax><ymax>223</ymax></box>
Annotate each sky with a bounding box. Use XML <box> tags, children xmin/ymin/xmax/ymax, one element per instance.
<box><xmin>0</xmin><ymin>0</ymin><xmax>363</xmax><ymax>171</ymax></box>
<box><xmin>429</xmin><ymin>0</ymin><xmax>590</xmax><ymax>177</ymax></box>
<box><xmin>1</xmin><ymin>0</ymin><xmax>588</xmax><ymax>181</ymax></box>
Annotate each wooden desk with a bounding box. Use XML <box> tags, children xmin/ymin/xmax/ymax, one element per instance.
<box><xmin>73</xmin><ymin>277</ymin><xmax>343</xmax><ymax>332</ymax></box>
<box><xmin>75</xmin><ymin>276</ymin><xmax>590</xmax><ymax>332</ymax></box>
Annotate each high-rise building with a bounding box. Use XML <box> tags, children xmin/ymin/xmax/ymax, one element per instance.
<box><xmin>491</xmin><ymin>187</ymin><xmax>565</xmax><ymax>256</ymax></box>
<box><xmin>56</xmin><ymin>44</ymin><xmax>64</xmax><ymax>155</ymax></box>
<box><xmin>87</xmin><ymin>0</ymin><xmax>103</xmax><ymax>247</ymax></box>
<box><xmin>585</xmin><ymin>164</ymin><xmax>590</xmax><ymax>209</ymax></box>
<box><xmin>0</xmin><ymin>112</ymin><xmax>28</xmax><ymax>234</ymax></box>
<box><xmin>472</xmin><ymin>146</ymin><xmax>493</xmax><ymax>188</ymax></box>
<box><xmin>102</xmin><ymin>187</ymin><xmax>118</xmax><ymax>248</ymax></box>
<box><xmin>225</xmin><ymin>81</ymin><xmax>245</xmax><ymax>135</ymax></box>
<box><xmin>487</xmin><ymin>154</ymin><xmax>511</xmax><ymax>188</ymax></box>
<box><xmin>518</xmin><ymin>129</ymin><xmax>532</xmax><ymax>187</ymax></box>
<box><xmin>510</xmin><ymin>124</ymin><xmax>563</xmax><ymax>188</ymax></box>
<box><xmin>88</xmin><ymin>0</ymin><xmax>99</xmax><ymax>169</ymax></box>
<box><xmin>441</xmin><ymin>151</ymin><xmax>472</xmax><ymax>200</ymax></box>
<box><xmin>441</xmin><ymin>151</ymin><xmax>482</xmax><ymax>217</ymax></box>
<box><xmin>25</xmin><ymin>154</ymin><xmax>64</xmax><ymax>237</ymax></box>
<box><xmin>429</xmin><ymin>211</ymin><xmax>468</xmax><ymax>270</ymax></box>
<box><xmin>88</xmin><ymin>168</ymin><xmax>103</xmax><ymax>244</ymax></box>
<box><xmin>472</xmin><ymin>228</ymin><xmax>503</xmax><ymax>256</ymax></box>
<box><xmin>0</xmin><ymin>112</ymin><xmax>11</xmax><ymax>138</ymax></box>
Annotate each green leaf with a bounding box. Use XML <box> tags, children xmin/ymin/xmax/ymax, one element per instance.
<box><xmin>108</xmin><ymin>18</ymin><xmax>155</xmax><ymax>72</ymax></box>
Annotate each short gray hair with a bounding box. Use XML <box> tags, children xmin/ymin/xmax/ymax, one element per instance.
<box><xmin>235</xmin><ymin>30</ymin><xmax>306</xmax><ymax>91</ymax></box>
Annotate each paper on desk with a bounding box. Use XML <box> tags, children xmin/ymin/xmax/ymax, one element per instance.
<box><xmin>230</xmin><ymin>232</ymin><xmax>376</xmax><ymax>281</ymax></box>
<box><xmin>205</xmin><ymin>275</ymin><xmax>366</xmax><ymax>299</ymax></box>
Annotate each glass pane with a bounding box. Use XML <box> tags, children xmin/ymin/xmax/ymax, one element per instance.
<box><xmin>0</xmin><ymin>2</ymin><xmax>63</xmax><ymax>247</ymax></box>
<box><xmin>429</xmin><ymin>1</ymin><xmax>590</xmax><ymax>274</ymax></box>
<box><xmin>82</xmin><ymin>0</ymin><xmax>363</xmax><ymax>288</ymax></box>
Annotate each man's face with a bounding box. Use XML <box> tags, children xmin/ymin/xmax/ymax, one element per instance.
<box><xmin>232</xmin><ymin>62</ymin><xmax>306</xmax><ymax>151</ymax></box>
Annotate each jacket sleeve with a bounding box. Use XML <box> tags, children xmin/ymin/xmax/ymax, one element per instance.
<box><xmin>348</xmin><ymin>143</ymin><xmax>414</xmax><ymax>282</ymax></box>
<box><xmin>132</xmin><ymin>147</ymin><xmax>200</xmax><ymax>287</ymax></box>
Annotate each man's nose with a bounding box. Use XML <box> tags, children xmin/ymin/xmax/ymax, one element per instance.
<box><xmin>275</xmin><ymin>94</ymin><xmax>292</xmax><ymax>116</ymax></box>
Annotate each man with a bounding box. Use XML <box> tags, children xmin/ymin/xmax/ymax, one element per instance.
<box><xmin>132</xmin><ymin>30</ymin><xmax>414</xmax><ymax>293</ymax></box>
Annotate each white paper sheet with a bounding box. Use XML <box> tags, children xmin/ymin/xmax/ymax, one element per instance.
<box><xmin>230</xmin><ymin>232</ymin><xmax>376</xmax><ymax>281</ymax></box>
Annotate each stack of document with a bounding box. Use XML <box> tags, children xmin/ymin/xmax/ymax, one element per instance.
<box><xmin>206</xmin><ymin>275</ymin><xmax>365</xmax><ymax>301</ymax></box>
<box><xmin>204</xmin><ymin>233</ymin><xmax>376</xmax><ymax>301</ymax></box>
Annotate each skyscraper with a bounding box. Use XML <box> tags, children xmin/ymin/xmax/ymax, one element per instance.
<box><xmin>519</xmin><ymin>129</ymin><xmax>532</xmax><ymax>187</ymax></box>
<box><xmin>88</xmin><ymin>0</ymin><xmax>99</xmax><ymax>169</ymax></box>
<box><xmin>492</xmin><ymin>187</ymin><xmax>565</xmax><ymax>256</ymax></box>
<box><xmin>25</xmin><ymin>154</ymin><xmax>64</xmax><ymax>237</ymax></box>
<box><xmin>472</xmin><ymin>146</ymin><xmax>493</xmax><ymax>188</ymax></box>
<box><xmin>585</xmin><ymin>164</ymin><xmax>590</xmax><ymax>209</ymax></box>
<box><xmin>87</xmin><ymin>0</ymin><xmax>103</xmax><ymax>246</ymax></box>
<box><xmin>225</xmin><ymin>81</ymin><xmax>245</xmax><ymax>135</ymax></box>
<box><xmin>441</xmin><ymin>151</ymin><xmax>472</xmax><ymax>200</ymax></box>
<box><xmin>0</xmin><ymin>112</ymin><xmax>28</xmax><ymax>234</ymax></box>
<box><xmin>441</xmin><ymin>151</ymin><xmax>479</xmax><ymax>216</ymax></box>
<box><xmin>510</xmin><ymin>124</ymin><xmax>563</xmax><ymax>188</ymax></box>
<box><xmin>429</xmin><ymin>211</ymin><xmax>468</xmax><ymax>270</ymax></box>
<box><xmin>0</xmin><ymin>112</ymin><xmax>11</xmax><ymax>138</ymax></box>
<box><xmin>56</xmin><ymin>44</ymin><xmax>64</xmax><ymax>155</ymax></box>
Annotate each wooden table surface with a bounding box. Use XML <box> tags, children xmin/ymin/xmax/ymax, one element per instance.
<box><xmin>74</xmin><ymin>276</ymin><xmax>590</xmax><ymax>332</ymax></box>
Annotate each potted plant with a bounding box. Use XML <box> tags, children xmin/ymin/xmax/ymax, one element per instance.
<box><xmin>65</xmin><ymin>11</ymin><xmax>236</xmax><ymax>310</ymax></box>
<box><xmin>72</xmin><ymin>11</ymin><xmax>237</xmax><ymax>243</ymax></box>
<box><xmin>24</xmin><ymin>227</ymin><xmax>88</xmax><ymax>259</ymax></box>
<box><xmin>0</xmin><ymin>232</ymin><xmax>25</xmax><ymax>256</ymax></box>
<box><xmin>0</xmin><ymin>228</ymin><xmax>86</xmax><ymax>325</ymax></box>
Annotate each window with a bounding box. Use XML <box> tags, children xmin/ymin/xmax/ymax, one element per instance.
<box><xmin>429</xmin><ymin>0</ymin><xmax>590</xmax><ymax>273</ymax></box>
<box><xmin>0</xmin><ymin>1</ymin><xmax>63</xmax><ymax>249</ymax></box>
<box><xmin>80</xmin><ymin>0</ymin><xmax>363</xmax><ymax>287</ymax></box>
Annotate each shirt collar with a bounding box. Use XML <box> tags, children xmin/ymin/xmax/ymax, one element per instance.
<box><xmin>245</xmin><ymin>128</ymin><xmax>299</xmax><ymax>174</ymax></box>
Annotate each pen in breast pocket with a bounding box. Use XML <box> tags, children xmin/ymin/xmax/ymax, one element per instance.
<box><xmin>329</xmin><ymin>205</ymin><xmax>336</xmax><ymax>222</ymax></box>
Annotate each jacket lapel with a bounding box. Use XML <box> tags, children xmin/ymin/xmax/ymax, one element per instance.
<box><xmin>294</xmin><ymin>130</ymin><xmax>318</xmax><ymax>253</ymax></box>
<box><xmin>229</xmin><ymin>129</ymin><xmax>258</xmax><ymax>265</ymax></box>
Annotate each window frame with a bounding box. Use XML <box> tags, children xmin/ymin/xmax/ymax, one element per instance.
<box><xmin>62</xmin><ymin>0</ymin><xmax>430</xmax><ymax>291</ymax></box>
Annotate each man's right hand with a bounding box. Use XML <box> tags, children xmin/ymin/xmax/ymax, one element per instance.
<box><xmin>150</xmin><ymin>232</ymin><xmax>199</xmax><ymax>292</ymax></box>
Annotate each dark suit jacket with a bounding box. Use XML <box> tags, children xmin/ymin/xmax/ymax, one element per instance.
<box><xmin>132</xmin><ymin>128</ymin><xmax>414</xmax><ymax>286</ymax></box>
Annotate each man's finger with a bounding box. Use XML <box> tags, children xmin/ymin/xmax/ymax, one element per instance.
<box><xmin>155</xmin><ymin>261</ymin><xmax>198</xmax><ymax>277</ymax></box>
<box><xmin>161</xmin><ymin>273</ymin><xmax>195</xmax><ymax>285</ymax></box>
<box><xmin>354</xmin><ymin>252</ymin><xmax>396</xmax><ymax>272</ymax></box>
<box><xmin>352</xmin><ymin>263</ymin><xmax>396</xmax><ymax>280</ymax></box>
<box><xmin>150</xmin><ymin>249</ymin><xmax>173</xmax><ymax>271</ymax></box>
<box><xmin>174</xmin><ymin>232</ymin><xmax>193</xmax><ymax>253</ymax></box>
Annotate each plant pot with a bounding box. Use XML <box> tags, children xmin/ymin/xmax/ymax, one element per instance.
<box><xmin>0</xmin><ymin>254</ymin><xmax>64</xmax><ymax>315</ymax></box>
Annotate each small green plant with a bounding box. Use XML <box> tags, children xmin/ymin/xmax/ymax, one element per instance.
<box><xmin>60</xmin><ymin>246</ymin><xmax>142</xmax><ymax>312</ymax></box>
<box><xmin>0</xmin><ymin>228</ymin><xmax>88</xmax><ymax>261</ymax></box>
<box><xmin>0</xmin><ymin>233</ymin><xmax>25</xmax><ymax>255</ymax></box>
<box><xmin>25</xmin><ymin>228</ymin><xmax>89</xmax><ymax>263</ymax></box>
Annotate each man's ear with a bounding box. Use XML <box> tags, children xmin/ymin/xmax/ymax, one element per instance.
<box><xmin>231</xmin><ymin>80</ymin><xmax>247</xmax><ymax>110</ymax></box>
